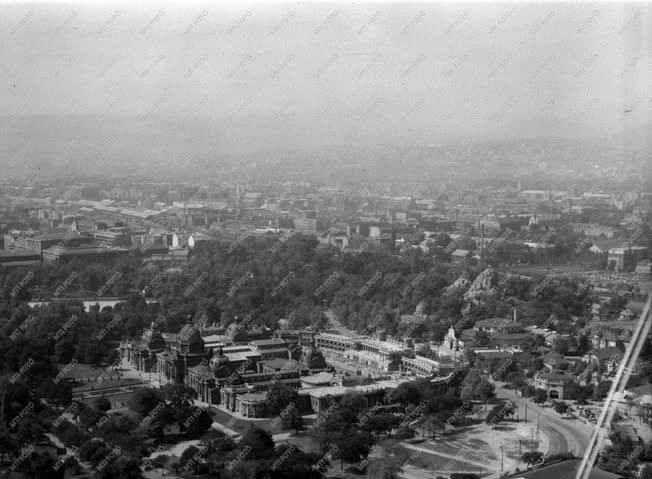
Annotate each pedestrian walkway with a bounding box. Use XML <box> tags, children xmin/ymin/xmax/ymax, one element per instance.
<box><xmin>401</xmin><ymin>443</ymin><xmax>490</xmax><ymax>471</ymax></box>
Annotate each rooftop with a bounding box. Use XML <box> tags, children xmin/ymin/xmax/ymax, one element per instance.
<box><xmin>202</xmin><ymin>334</ymin><xmax>230</xmax><ymax>345</ymax></box>
<box><xmin>540</xmin><ymin>372</ymin><xmax>573</xmax><ymax>382</ymax></box>
<box><xmin>358</xmin><ymin>337</ymin><xmax>407</xmax><ymax>352</ymax></box>
<box><xmin>262</xmin><ymin>358</ymin><xmax>300</xmax><ymax>371</ymax></box>
<box><xmin>317</xmin><ymin>333</ymin><xmax>356</xmax><ymax>342</ymax></box>
<box><xmin>588</xmin><ymin>347</ymin><xmax>623</xmax><ymax>361</ymax></box>
<box><xmin>239</xmin><ymin>392</ymin><xmax>267</xmax><ymax>403</ymax></box>
<box><xmin>223</xmin><ymin>350</ymin><xmax>262</xmax><ymax>363</ymax></box>
<box><xmin>44</xmin><ymin>245</ymin><xmax>129</xmax><ymax>256</ymax></box>
<box><xmin>249</xmin><ymin>338</ymin><xmax>286</xmax><ymax>348</ymax></box>
<box><xmin>301</xmin><ymin>372</ymin><xmax>336</xmax><ymax>385</ymax></box>
<box><xmin>472</xmin><ymin>350</ymin><xmax>513</xmax><ymax>359</ymax></box>
<box><xmin>402</xmin><ymin>355</ymin><xmax>439</xmax><ymax>366</ymax></box>
<box><xmin>30</xmin><ymin>232</ymin><xmax>81</xmax><ymax>241</ymax></box>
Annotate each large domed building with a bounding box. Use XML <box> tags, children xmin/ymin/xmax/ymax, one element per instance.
<box><xmin>178</xmin><ymin>319</ymin><xmax>205</xmax><ymax>355</ymax></box>
<box><xmin>211</xmin><ymin>347</ymin><xmax>234</xmax><ymax>378</ymax></box>
<box><xmin>156</xmin><ymin>318</ymin><xmax>208</xmax><ymax>383</ymax></box>
<box><xmin>123</xmin><ymin>320</ymin><xmax>336</xmax><ymax>416</ymax></box>
<box><xmin>186</xmin><ymin>346</ymin><xmax>242</xmax><ymax>403</ymax></box>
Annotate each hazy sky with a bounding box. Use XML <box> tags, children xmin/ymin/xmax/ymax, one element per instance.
<box><xmin>2</xmin><ymin>1</ymin><xmax>651</xmax><ymax>143</ymax></box>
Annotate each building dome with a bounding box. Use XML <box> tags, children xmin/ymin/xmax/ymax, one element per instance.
<box><xmin>177</xmin><ymin>318</ymin><xmax>205</xmax><ymax>354</ymax></box>
<box><xmin>210</xmin><ymin>347</ymin><xmax>233</xmax><ymax>378</ymax></box>
<box><xmin>142</xmin><ymin>324</ymin><xmax>165</xmax><ymax>351</ymax></box>
<box><xmin>303</xmin><ymin>341</ymin><xmax>326</xmax><ymax>370</ymax></box>
<box><xmin>179</xmin><ymin>319</ymin><xmax>201</xmax><ymax>344</ymax></box>
<box><xmin>288</xmin><ymin>342</ymin><xmax>302</xmax><ymax>361</ymax></box>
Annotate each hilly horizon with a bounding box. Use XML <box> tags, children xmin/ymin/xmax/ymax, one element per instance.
<box><xmin>1</xmin><ymin>115</ymin><xmax>648</xmax><ymax>184</ymax></box>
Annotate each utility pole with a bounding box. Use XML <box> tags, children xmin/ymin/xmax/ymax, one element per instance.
<box><xmin>525</xmin><ymin>402</ymin><xmax>528</xmax><ymax>422</ymax></box>
<box><xmin>536</xmin><ymin>415</ymin><xmax>540</xmax><ymax>447</ymax></box>
<box><xmin>531</xmin><ymin>428</ymin><xmax>534</xmax><ymax>451</ymax></box>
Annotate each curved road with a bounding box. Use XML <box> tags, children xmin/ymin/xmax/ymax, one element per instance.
<box><xmin>495</xmin><ymin>382</ymin><xmax>593</xmax><ymax>457</ymax></box>
<box><xmin>539</xmin><ymin>422</ymin><xmax>569</xmax><ymax>455</ymax></box>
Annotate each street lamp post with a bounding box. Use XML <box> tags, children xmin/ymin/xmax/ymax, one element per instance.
<box><xmin>531</xmin><ymin>428</ymin><xmax>534</xmax><ymax>451</ymax></box>
<box><xmin>516</xmin><ymin>399</ymin><xmax>519</xmax><ymax>422</ymax></box>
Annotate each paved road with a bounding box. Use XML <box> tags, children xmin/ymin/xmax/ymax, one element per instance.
<box><xmin>539</xmin><ymin>422</ymin><xmax>569</xmax><ymax>455</ymax></box>
<box><xmin>494</xmin><ymin>382</ymin><xmax>593</xmax><ymax>457</ymax></box>
<box><xmin>324</xmin><ymin>309</ymin><xmax>359</xmax><ymax>337</ymax></box>
<box><xmin>402</xmin><ymin>443</ymin><xmax>489</xmax><ymax>471</ymax></box>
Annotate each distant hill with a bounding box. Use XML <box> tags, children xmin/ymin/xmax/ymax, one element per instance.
<box><xmin>0</xmin><ymin>115</ymin><xmax>647</xmax><ymax>184</ymax></box>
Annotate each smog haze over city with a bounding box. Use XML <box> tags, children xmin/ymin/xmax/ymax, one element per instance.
<box><xmin>0</xmin><ymin>2</ymin><xmax>651</xmax><ymax>479</ymax></box>
<box><xmin>1</xmin><ymin>2</ymin><xmax>650</xmax><ymax>182</ymax></box>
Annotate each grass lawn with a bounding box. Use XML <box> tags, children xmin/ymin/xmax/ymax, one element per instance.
<box><xmin>62</xmin><ymin>363</ymin><xmax>112</xmax><ymax>379</ymax></box>
<box><xmin>77</xmin><ymin>390</ymin><xmax>140</xmax><ymax>408</ymax></box>
<box><xmin>73</xmin><ymin>377</ymin><xmax>143</xmax><ymax>392</ymax></box>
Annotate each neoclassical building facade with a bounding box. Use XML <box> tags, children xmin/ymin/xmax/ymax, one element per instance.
<box><xmin>156</xmin><ymin>320</ymin><xmax>209</xmax><ymax>383</ymax></box>
<box><xmin>122</xmin><ymin>321</ymin><xmax>330</xmax><ymax>417</ymax></box>
<box><xmin>120</xmin><ymin>324</ymin><xmax>167</xmax><ymax>373</ymax></box>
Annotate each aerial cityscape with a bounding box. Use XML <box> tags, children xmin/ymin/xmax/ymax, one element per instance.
<box><xmin>0</xmin><ymin>1</ymin><xmax>651</xmax><ymax>479</ymax></box>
